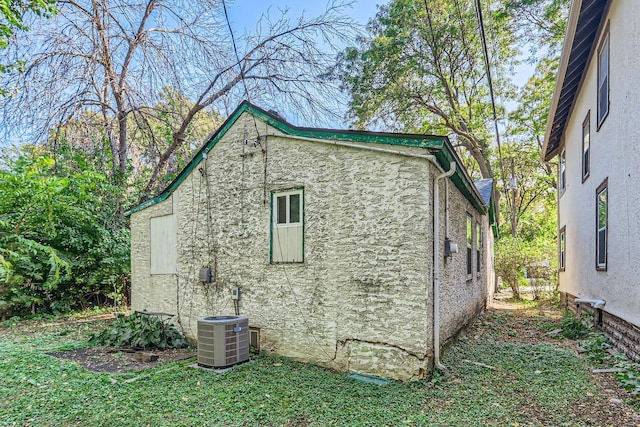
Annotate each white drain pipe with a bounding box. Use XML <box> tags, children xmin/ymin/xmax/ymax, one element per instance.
<box><xmin>433</xmin><ymin>162</ymin><xmax>456</xmax><ymax>370</ymax></box>
<box><xmin>575</xmin><ymin>298</ymin><xmax>606</xmax><ymax>309</ymax></box>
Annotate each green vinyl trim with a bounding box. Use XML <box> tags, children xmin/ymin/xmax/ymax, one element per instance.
<box><xmin>126</xmin><ymin>101</ymin><xmax>487</xmax><ymax>216</ymax></box>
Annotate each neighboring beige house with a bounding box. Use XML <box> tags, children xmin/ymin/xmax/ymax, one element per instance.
<box><xmin>543</xmin><ymin>0</ymin><xmax>640</xmax><ymax>360</ymax></box>
<box><xmin>127</xmin><ymin>102</ymin><xmax>496</xmax><ymax>381</ymax></box>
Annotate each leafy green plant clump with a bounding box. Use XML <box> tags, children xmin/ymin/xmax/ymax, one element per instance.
<box><xmin>89</xmin><ymin>311</ymin><xmax>188</xmax><ymax>349</ymax></box>
<box><xmin>560</xmin><ymin>310</ymin><xmax>592</xmax><ymax>340</ymax></box>
<box><xmin>615</xmin><ymin>361</ymin><xmax>640</xmax><ymax>397</ymax></box>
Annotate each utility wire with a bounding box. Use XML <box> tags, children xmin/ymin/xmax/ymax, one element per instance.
<box><xmin>474</xmin><ymin>0</ymin><xmax>505</xmax><ymax>176</ymax></box>
<box><xmin>221</xmin><ymin>0</ymin><xmax>261</xmax><ymax>139</ymax></box>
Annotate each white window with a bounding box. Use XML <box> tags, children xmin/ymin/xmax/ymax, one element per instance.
<box><xmin>559</xmin><ymin>226</ymin><xmax>566</xmax><ymax>271</ymax></box>
<box><xmin>596</xmin><ymin>180</ymin><xmax>607</xmax><ymax>270</ymax></box>
<box><xmin>150</xmin><ymin>214</ymin><xmax>177</xmax><ymax>274</ymax></box>
<box><xmin>466</xmin><ymin>214</ymin><xmax>473</xmax><ymax>275</ymax></box>
<box><xmin>560</xmin><ymin>149</ymin><xmax>566</xmax><ymax>194</ymax></box>
<box><xmin>597</xmin><ymin>27</ymin><xmax>610</xmax><ymax>127</ymax></box>
<box><xmin>582</xmin><ymin>112</ymin><xmax>590</xmax><ymax>181</ymax></box>
<box><xmin>271</xmin><ymin>189</ymin><xmax>304</xmax><ymax>263</ymax></box>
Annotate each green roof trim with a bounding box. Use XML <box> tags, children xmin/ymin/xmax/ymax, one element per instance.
<box><xmin>125</xmin><ymin>101</ymin><xmax>487</xmax><ymax>216</ymax></box>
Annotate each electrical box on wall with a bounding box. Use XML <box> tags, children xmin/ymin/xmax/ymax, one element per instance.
<box><xmin>231</xmin><ymin>287</ymin><xmax>241</xmax><ymax>300</ymax></box>
<box><xmin>444</xmin><ymin>238</ymin><xmax>459</xmax><ymax>257</ymax></box>
<box><xmin>199</xmin><ymin>267</ymin><xmax>213</xmax><ymax>283</ymax></box>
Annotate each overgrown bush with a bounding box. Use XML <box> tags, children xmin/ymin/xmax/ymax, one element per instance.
<box><xmin>0</xmin><ymin>145</ymin><xmax>130</xmax><ymax>319</ymax></box>
<box><xmin>89</xmin><ymin>311</ymin><xmax>188</xmax><ymax>349</ymax></box>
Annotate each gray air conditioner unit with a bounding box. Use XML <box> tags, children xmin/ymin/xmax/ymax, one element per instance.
<box><xmin>197</xmin><ymin>316</ymin><xmax>249</xmax><ymax>368</ymax></box>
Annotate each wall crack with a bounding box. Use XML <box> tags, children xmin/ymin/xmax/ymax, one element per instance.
<box><xmin>335</xmin><ymin>338</ymin><xmax>429</xmax><ymax>362</ymax></box>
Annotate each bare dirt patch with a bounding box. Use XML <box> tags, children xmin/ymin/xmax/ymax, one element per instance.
<box><xmin>48</xmin><ymin>347</ymin><xmax>196</xmax><ymax>373</ymax></box>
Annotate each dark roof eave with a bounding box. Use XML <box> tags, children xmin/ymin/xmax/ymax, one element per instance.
<box><xmin>543</xmin><ymin>0</ymin><xmax>609</xmax><ymax>161</ymax></box>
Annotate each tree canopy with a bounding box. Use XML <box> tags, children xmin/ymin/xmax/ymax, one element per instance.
<box><xmin>339</xmin><ymin>0</ymin><xmax>520</xmax><ymax>179</ymax></box>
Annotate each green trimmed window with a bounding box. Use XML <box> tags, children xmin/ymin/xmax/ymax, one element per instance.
<box><xmin>271</xmin><ymin>189</ymin><xmax>304</xmax><ymax>263</ymax></box>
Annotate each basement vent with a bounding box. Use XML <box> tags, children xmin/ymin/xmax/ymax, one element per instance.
<box><xmin>249</xmin><ymin>327</ymin><xmax>260</xmax><ymax>351</ymax></box>
<box><xmin>197</xmin><ymin>316</ymin><xmax>249</xmax><ymax>368</ymax></box>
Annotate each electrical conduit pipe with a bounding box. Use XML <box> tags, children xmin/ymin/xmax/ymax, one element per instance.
<box><xmin>433</xmin><ymin>162</ymin><xmax>456</xmax><ymax>370</ymax></box>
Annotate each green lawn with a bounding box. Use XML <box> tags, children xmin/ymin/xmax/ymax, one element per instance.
<box><xmin>0</xmin><ymin>307</ymin><xmax>635</xmax><ymax>426</ymax></box>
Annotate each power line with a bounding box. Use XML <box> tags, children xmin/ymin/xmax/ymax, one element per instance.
<box><xmin>474</xmin><ymin>0</ymin><xmax>505</xmax><ymax>176</ymax></box>
<box><xmin>221</xmin><ymin>0</ymin><xmax>261</xmax><ymax>139</ymax></box>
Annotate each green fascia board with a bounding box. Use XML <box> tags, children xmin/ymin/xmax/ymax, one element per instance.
<box><xmin>433</xmin><ymin>144</ymin><xmax>487</xmax><ymax>215</ymax></box>
<box><xmin>126</xmin><ymin>101</ymin><xmax>487</xmax><ymax>216</ymax></box>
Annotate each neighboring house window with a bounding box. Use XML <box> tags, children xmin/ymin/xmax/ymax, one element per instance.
<box><xmin>582</xmin><ymin>112</ymin><xmax>590</xmax><ymax>181</ymax></box>
<box><xmin>150</xmin><ymin>214</ymin><xmax>177</xmax><ymax>275</ymax></box>
<box><xmin>466</xmin><ymin>214</ymin><xmax>473</xmax><ymax>275</ymax></box>
<box><xmin>559</xmin><ymin>226</ymin><xmax>566</xmax><ymax>271</ymax></box>
<box><xmin>596</xmin><ymin>179</ymin><xmax>608</xmax><ymax>270</ymax></box>
<box><xmin>597</xmin><ymin>26</ymin><xmax>610</xmax><ymax>127</ymax></box>
<box><xmin>476</xmin><ymin>221</ymin><xmax>481</xmax><ymax>273</ymax></box>
<box><xmin>271</xmin><ymin>188</ymin><xmax>304</xmax><ymax>263</ymax></box>
<box><xmin>560</xmin><ymin>149</ymin><xmax>566</xmax><ymax>194</ymax></box>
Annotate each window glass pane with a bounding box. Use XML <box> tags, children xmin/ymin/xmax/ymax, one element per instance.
<box><xmin>476</xmin><ymin>223</ymin><xmax>481</xmax><ymax>248</ymax></box>
<box><xmin>599</xmin><ymin>34</ymin><xmax>609</xmax><ymax>85</ymax></box>
<box><xmin>467</xmin><ymin>215</ymin><xmax>472</xmax><ymax>247</ymax></box>
<box><xmin>560</xmin><ymin>151</ymin><xmax>566</xmax><ymax>190</ymax></box>
<box><xmin>599</xmin><ymin>78</ymin><xmax>608</xmax><ymax>120</ymax></box>
<box><xmin>289</xmin><ymin>193</ymin><xmax>300</xmax><ymax>223</ymax></box>
<box><xmin>583</xmin><ymin>116</ymin><xmax>590</xmax><ymax>177</ymax></box>
<box><xmin>598</xmin><ymin>229</ymin><xmax>606</xmax><ymax>265</ymax></box>
<box><xmin>598</xmin><ymin>33</ymin><xmax>609</xmax><ymax>122</ymax></box>
<box><xmin>598</xmin><ymin>189</ymin><xmax>607</xmax><ymax>229</ymax></box>
<box><xmin>277</xmin><ymin>196</ymin><xmax>287</xmax><ymax>224</ymax></box>
<box><xmin>560</xmin><ymin>230</ymin><xmax>565</xmax><ymax>269</ymax></box>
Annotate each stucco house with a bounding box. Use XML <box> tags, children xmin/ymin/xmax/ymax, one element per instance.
<box><xmin>127</xmin><ymin>101</ymin><xmax>496</xmax><ymax>381</ymax></box>
<box><xmin>543</xmin><ymin>0</ymin><xmax>640</xmax><ymax>360</ymax></box>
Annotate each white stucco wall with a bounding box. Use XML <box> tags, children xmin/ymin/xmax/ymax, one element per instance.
<box><xmin>558</xmin><ymin>0</ymin><xmax>640</xmax><ymax>328</ymax></box>
<box><xmin>131</xmin><ymin>113</ymin><xmax>488</xmax><ymax>380</ymax></box>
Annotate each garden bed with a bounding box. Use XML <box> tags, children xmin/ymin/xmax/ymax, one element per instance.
<box><xmin>47</xmin><ymin>347</ymin><xmax>196</xmax><ymax>373</ymax></box>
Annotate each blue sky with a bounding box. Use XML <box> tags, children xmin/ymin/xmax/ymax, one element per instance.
<box><xmin>225</xmin><ymin>0</ymin><xmax>380</xmax><ymax>34</ymax></box>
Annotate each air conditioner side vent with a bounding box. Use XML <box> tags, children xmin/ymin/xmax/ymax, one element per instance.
<box><xmin>197</xmin><ymin>316</ymin><xmax>249</xmax><ymax>368</ymax></box>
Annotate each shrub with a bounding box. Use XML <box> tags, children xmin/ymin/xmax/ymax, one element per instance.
<box><xmin>560</xmin><ymin>310</ymin><xmax>592</xmax><ymax>340</ymax></box>
<box><xmin>88</xmin><ymin>311</ymin><xmax>188</xmax><ymax>349</ymax></box>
